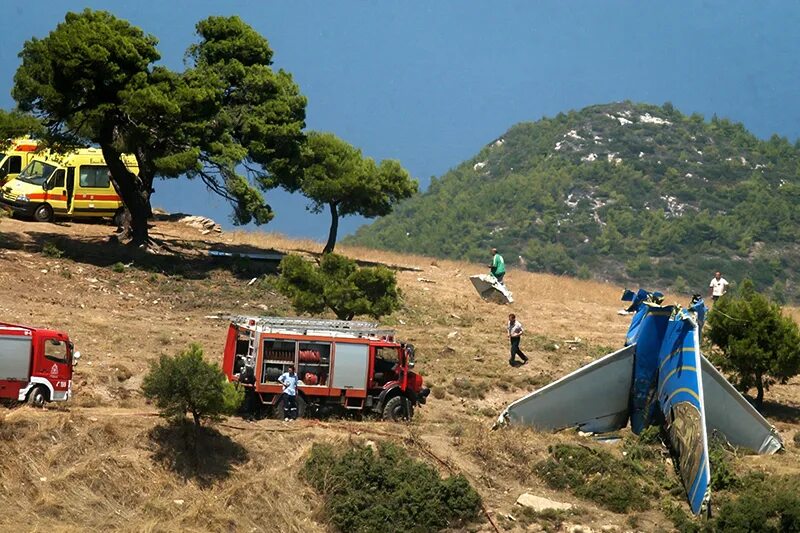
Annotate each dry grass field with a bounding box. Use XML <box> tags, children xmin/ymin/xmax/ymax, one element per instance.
<box><xmin>1</xmin><ymin>216</ymin><xmax>798</xmax><ymax>532</ymax></box>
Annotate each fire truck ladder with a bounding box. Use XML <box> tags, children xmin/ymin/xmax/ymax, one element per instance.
<box><xmin>232</xmin><ymin>316</ymin><xmax>396</xmax><ymax>339</ymax></box>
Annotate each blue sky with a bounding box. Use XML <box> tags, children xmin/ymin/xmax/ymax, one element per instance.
<box><xmin>3</xmin><ymin>1</ymin><xmax>800</xmax><ymax>241</ymax></box>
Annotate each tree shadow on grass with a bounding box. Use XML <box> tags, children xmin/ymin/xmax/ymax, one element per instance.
<box><xmin>759</xmin><ymin>399</ymin><xmax>800</xmax><ymax>424</ymax></box>
<box><xmin>148</xmin><ymin>421</ymin><xmax>249</xmax><ymax>487</ymax></box>
<box><xmin>0</xmin><ymin>227</ymin><xmax>282</xmax><ymax>280</ymax></box>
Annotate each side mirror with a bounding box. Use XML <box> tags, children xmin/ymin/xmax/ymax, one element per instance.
<box><xmin>72</xmin><ymin>350</ymin><xmax>81</xmax><ymax>366</ymax></box>
<box><xmin>42</xmin><ymin>180</ymin><xmax>52</xmax><ymax>191</ymax></box>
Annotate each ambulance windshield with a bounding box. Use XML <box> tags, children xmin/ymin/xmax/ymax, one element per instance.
<box><xmin>17</xmin><ymin>160</ymin><xmax>56</xmax><ymax>186</ymax></box>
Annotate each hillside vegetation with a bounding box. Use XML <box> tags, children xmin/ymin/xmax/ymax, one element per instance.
<box><xmin>1</xmin><ymin>217</ymin><xmax>799</xmax><ymax>532</ymax></box>
<box><xmin>348</xmin><ymin>101</ymin><xmax>800</xmax><ymax>302</ymax></box>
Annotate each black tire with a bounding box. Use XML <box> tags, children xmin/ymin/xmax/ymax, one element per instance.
<box><xmin>112</xmin><ymin>208</ymin><xmax>125</xmax><ymax>228</ymax></box>
<box><xmin>27</xmin><ymin>385</ymin><xmax>48</xmax><ymax>408</ymax></box>
<box><xmin>34</xmin><ymin>204</ymin><xmax>54</xmax><ymax>223</ymax></box>
<box><xmin>382</xmin><ymin>395</ymin><xmax>413</xmax><ymax>422</ymax></box>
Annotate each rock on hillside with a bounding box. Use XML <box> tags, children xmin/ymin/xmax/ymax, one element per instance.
<box><xmin>347</xmin><ymin>101</ymin><xmax>800</xmax><ymax>301</ymax></box>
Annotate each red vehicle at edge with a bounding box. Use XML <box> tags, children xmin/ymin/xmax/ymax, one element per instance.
<box><xmin>222</xmin><ymin>316</ymin><xmax>430</xmax><ymax>420</ymax></box>
<box><xmin>0</xmin><ymin>322</ymin><xmax>79</xmax><ymax>407</ymax></box>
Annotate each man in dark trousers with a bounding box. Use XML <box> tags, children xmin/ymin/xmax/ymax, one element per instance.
<box><xmin>507</xmin><ymin>313</ymin><xmax>529</xmax><ymax>366</ymax></box>
<box><xmin>278</xmin><ymin>365</ymin><xmax>299</xmax><ymax>421</ymax></box>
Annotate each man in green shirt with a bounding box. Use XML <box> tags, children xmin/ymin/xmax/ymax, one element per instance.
<box><xmin>490</xmin><ymin>248</ymin><xmax>506</xmax><ymax>284</ymax></box>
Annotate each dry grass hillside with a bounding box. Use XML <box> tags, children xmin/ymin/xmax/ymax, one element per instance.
<box><xmin>1</xmin><ymin>216</ymin><xmax>799</xmax><ymax>532</ymax></box>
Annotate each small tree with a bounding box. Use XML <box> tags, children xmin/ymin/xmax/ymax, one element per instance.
<box><xmin>293</xmin><ymin>132</ymin><xmax>417</xmax><ymax>254</ymax></box>
<box><xmin>706</xmin><ymin>279</ymin><xmax>800</xmax><ymax>407</ymax></box>
<box><xmin>142</xmin><ymin>343</ymin><xmax>242</xmax><ymax>426</ymax></box>
<box><xmin>276</xmin><ymin>253</ymin><xmax>401</xmax><ymax>320</ymax></box>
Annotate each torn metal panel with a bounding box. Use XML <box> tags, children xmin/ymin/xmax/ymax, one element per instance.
<box><xmin>470</xmin><ymin>274</ymin><xmax>514</xmax><ymax>304</ymax></box>
<box><xmin>497</xmin><ymin>345</ymin><xmax>634</xmax><ymax>432</ymax></box>
<box><xmin>700</xmin><ymin>355</ymin><xmax>783</xmax><ymax>454</ymax></box>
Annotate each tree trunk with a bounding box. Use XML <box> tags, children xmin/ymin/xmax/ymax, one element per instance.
<box><xmin>323</xmin><ymin>201</ymin><xmax>339</xmax><ymax>254</ymax></box>
<box><xmin>755</xmin><ymin>375</ymin><xmax>764</xmax><ymax>408</ymax></box>
<box><xmin>192</xmin><ymin>411</ymin><xmax>201</xmax><ymax>427</ymax></box>
<box><xmin>99</xmin><ymin>137</ymin><xmax>151</xmax><ymax>246</ymax></box>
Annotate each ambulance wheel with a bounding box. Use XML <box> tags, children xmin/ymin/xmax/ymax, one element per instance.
<box><xmin>34</xmin><ymin>204</ymin><xmax>54</xmax><ymax>223</ymax></box>
<box><xmin>112</xmin><ymin>207</ymin><xmax>126</xmax><ymax>228</ymax></box>
<box><xmin>27</xmin><ymin>385</ymin><xmax>48</xmax><ymax>408</ymax></box>
<box><xmin>382</xmin><ymin>395</ymin><xmax>413</xmax><ymax>422</ymax></box>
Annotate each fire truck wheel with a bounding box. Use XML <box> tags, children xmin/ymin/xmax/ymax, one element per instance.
<box><xmin>382</xmin><ymin>396</ymin><xmax>413</xmax><ymax>422</ymax></box>
<box><xmin>27</xmin><ymin>385</ymin><xmax>48</xmax><ymax>408</ymax></box>
<box><xmin>34</xmin><ymin>204</ymin><xmax>54</xmax><ymax>223</ymax></box>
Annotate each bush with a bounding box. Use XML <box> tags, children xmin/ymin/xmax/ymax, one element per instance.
<box><xmin>111</xmin><ymin>262</ymin><xmax>126</xmax><ymax>273</ymax></box>
<box><xmin>706</xmin><ymin>279</ymin><xmax>800</xmax><ymax>407</ymax></box>
<box><xmin>42</xmin><ymin>241</ymin><xmax>63</xmax><ymax>258</ymax></box>
<box><xmin>535</xmin><ymin>444</ymin><xmax>655</xmax><ymax>513</ymax></box>
<box><xmin>277</xmin><ymin>253</ymin><xmax>401</xmax><ymax>320</ymax></box>
<box><xmin>711</xmin><ymin>474</ymin><xmax>800</xmax><ymax>532</ymax></box>
<box><xmin>142</xmin><ymin>343</ymin><xmax>242</xmax><ymax>426</ymax></box>
<box><xmin>302</xmin><ymin>441</ymin><xmax>482</xmax><ymax>532</ymax></box>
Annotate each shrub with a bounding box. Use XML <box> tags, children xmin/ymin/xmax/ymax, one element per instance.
<box><xmin>535</xmin><ymin>444</ymin><xmax>654</xmax><ymax>513</ymax></box>
<box><xmin>711</xmin><ymin>474</ymin><xmax>800</xmax><ymax>532</ymax></box>
<box><xmin>277</xmin><ymin>253</ymin><xmax>401</xmax><ymax>320</ymax></box>
<box><xmin>302</xmin><ymin>441</ymin><xmax>481</xmax><ymax>532</ymax></box>
<box><xmin>111</xmin><ymin>262</ymin><xmax>126</xmax><ymax>273</ymax></box>
<box><xmin>706</xmin><ymin>279</ymin><xmax>800</xmax><ymax>407</ymax></box>
<box><xmin>42</xmin><ymin>241</ymin><xmax>63</xmax><ymax>258</ymax></box>
<box><xmin>142</xmin><ymin>343</ymin><xmax>242</xmax><ymax>426</ymax></box>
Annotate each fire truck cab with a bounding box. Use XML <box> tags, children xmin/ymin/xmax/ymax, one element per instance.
<box><xmin>0</xmin><ymin>322</ymin><xmax>79</xmax><ymax>407</ymax></box>
<box><xmin>222</xmin><ymin>317</ymin><xmax>430</xmax><ymax>420</ymax></box>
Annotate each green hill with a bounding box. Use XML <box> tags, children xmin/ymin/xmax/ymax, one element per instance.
<box><xmin>346</xmin><ymin>101</ymin><xmax>800</xmax><ymax>302</ymax></box>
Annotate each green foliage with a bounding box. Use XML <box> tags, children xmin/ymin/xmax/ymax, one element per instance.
<box><xmin>13</xmin><ymin>10</ymin><xmax>306</xmax><ymax>243</ymax></box>
<box><xmin>535</xmin><ymin>444</ymin><xmax>656</xmax><ymax>513</ymax></box>
<box><xmin>41</xmin><ymin>241</ymin><xmax>63</xmax><ymax>258</ymax></box>
<box><xmin>711</xmin><ymin>474</ymin><xmax>800</xmax><ymax>532</ymax></box>
<box><xmin>141</xmin><ymin>343</ymin><xmax>238</xmax><ymax>426</ymax></box>
<box><xmin>302</xmin><ymin>441</ymin><xmax>482</xmax><ymax>532</ymax></box>
<box><xmin>706</xmin><ymin>279</ymin><xmax>800</xmax><ymax>406</ymax></box>
<box><xmin>276</xmin><ymin>253</ymin><xmax>401</xmax><ymax>320</ymax></box>
<box><xmin>0</xmin><ymin>110</ymin><xmax>42</xmax><ymax>149</ymax></box>
<box><xmin>347</xmin><ymin>101</ymin><xmax>800</xmax><ymax>300</ymax></box>
<box><xmin>708</xmin><ymin>439</ymin><xmax>740</xmax><ymax>492</ymax></box>
<box><xmin>296</xmin><ymin>132</ymin><xmax>417</xmax><ymax>253</ymax></box>
<box><xmin>111</xmin><ymin>262</ymin><xmax>126</xmax><ymax>273</ymax></box>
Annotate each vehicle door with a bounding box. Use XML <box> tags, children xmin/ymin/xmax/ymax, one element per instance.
<box><xmin>65</xmin><ymin>167</ymin><xmax>75</xmax><ymax>213</ymax></box>
<box><xmin>43</xmin><ymin>168</ymin><xmax>69</xmax><ymax>215</ymax></box>
<box><xmin>35</xmin><ymin>336</ymin><xmax>72</xmax><ymax>400</ymax></box>
<box><xmin>0</xmin><ymin>155</ymin><xmax>23</xmax><ymax>185</ymax></box>
<box><xmin>72</xmin><ymin>164</ymin><xmax>118</xmax><ymax>218</ymax></box>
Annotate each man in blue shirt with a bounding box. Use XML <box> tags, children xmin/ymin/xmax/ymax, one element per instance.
<box><xmin>278</xmin><ymin>365</ymin><xmax>300</xmax><ymax>421</ymax></box>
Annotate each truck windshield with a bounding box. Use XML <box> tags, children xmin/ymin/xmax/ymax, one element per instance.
<box><xmin>17</xmin><ymin>160</ymin><xmax>57</xmax><ymax>186</ymax></box>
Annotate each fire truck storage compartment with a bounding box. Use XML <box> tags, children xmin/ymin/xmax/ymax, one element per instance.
<box><xmin>298</xmin><ymin>342</ymin><xmax>331</xmax><ymax>386</ymax></box>
<box><xmin>262</xmin><ymin>339</ymin><xmax>296</xmax><ymax>384</ymax></box>
<box><xmin>331</xmin><ymin>342</ymin><xmax>369</xmax><ymax>390</ymax></box>
<box><xmin>0</xmin><ymin>334</ymin><xmax>32</xmax><ymax>380</ymax></box>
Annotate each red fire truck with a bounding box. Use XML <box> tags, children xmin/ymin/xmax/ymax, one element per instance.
<box><xmin>222</xmin><ymin>316</ymin><xmax>430</xmax><ymax>420</ymax></box>
<box><xmin>0</xmin><ymin>322</ymin><xmax>80</xmax><ymax>407</ymax></box>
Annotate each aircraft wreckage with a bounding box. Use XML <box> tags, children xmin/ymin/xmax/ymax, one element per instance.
<box><xmin>496</xmin><ymin>289</ymin><xmax>783</xmax><ymax>515</ymax></box>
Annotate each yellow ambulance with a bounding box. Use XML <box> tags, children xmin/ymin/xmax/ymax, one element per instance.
<box><xmin>0</xmin><ymin>138</ymin><xmax>40</xmax><ymax>186</ymax></box>
<box><xmin>0</xmin><ymin>148</ymin><xmax>138</xmax><ymax>223</ymax></box>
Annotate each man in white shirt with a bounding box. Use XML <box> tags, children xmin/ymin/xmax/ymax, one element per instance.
<box><xmin>278</xmin><ymin>365</ymin><xmax>299</xmax><ymax>421</ymax></box>
<box><xmin>507</xmin><ymin>313</ymin><xmax>529</xmax><ymax>367</ymax></box>
<box><xmin>708</xmin><ymin>272</ymin><xmax>729</xmax><ymax>303</ymax></box>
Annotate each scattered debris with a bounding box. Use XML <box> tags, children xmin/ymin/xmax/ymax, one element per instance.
<box><xmin>247</xmin><ymin>277</ymin><xmax>258</xmax><ymax>286</ymax></box>
<box><xmin>417</xmin><ymin>277</ymin><xmax>437</xmax><ymax>284</ymax></box>
<box><xmin>515</xmin><ymin>493</ymin><xmax>573</xmax><ymax>512</ymax></box>
<box><xmin>178</xmin><ymin>215</ymin><xmax>222</xmax><ymax>234</ymax></box>
<box><xmin>447</xmin><ymin>331</ymin><xmax>459</xmax><ymax>339</ymax></box>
